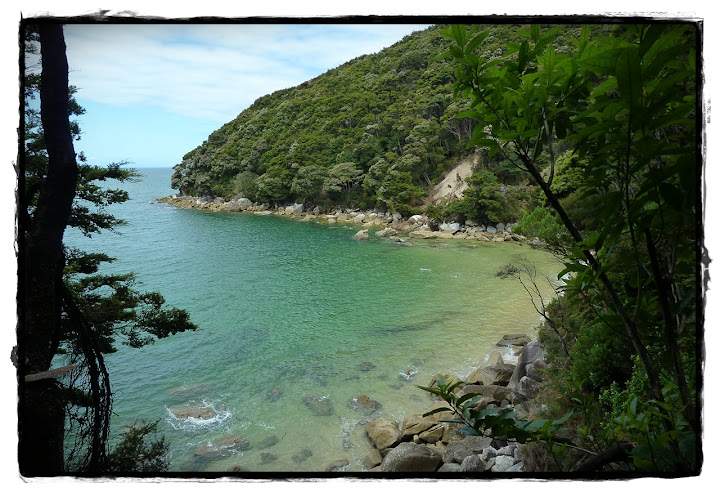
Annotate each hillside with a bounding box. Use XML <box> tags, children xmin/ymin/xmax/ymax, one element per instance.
<box><xmin>170</xmin><ymin>24</ymin><xmax>595</xmax><ymax>222</ymax></box>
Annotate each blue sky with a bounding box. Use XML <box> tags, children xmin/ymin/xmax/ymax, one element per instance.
<box><xmin>57</xmin><ymin>23</ymin><xmax>430</xmax><ymax>168</ymax></box>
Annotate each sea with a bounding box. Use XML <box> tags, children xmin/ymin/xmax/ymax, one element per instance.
<box><xmin>62</xmin><ymin>167</ymin><xmax>561</xmax><ymax>472</ymax></box>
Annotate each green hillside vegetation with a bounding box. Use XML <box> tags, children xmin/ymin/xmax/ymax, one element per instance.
<box><xmin>171</xmin><ymin>24</ymin><xmax>606</xmax><ymax>223</ymax></box>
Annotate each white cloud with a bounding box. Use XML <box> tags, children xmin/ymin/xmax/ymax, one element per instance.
<box><xmin>64</xmin><ymin>23</ymin><xmax>429</xmax><ymax>123</ymax></box>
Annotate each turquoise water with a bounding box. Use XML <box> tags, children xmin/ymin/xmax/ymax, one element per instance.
<box><xmin>63</xmin><ymin>168</ymin><xmax>561</xmax><ymax>472</ymax></box>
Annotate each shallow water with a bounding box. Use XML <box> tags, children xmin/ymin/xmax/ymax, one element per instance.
<box><xmin>63</xmin><ymin>168</ymin><xmax>561</xmax><ymax>472</ymax></box>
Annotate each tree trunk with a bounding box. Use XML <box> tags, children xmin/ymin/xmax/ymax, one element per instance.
<box><xmin>19</xmin><ymin>24</ymin><xmax>78</xmax><ymax>476</ymax></box>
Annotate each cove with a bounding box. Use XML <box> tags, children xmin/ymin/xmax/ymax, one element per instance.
<box><xmin>64</xmin><ymin>168</ymin><xmax>561</xmax><ymax>472</ymax></box>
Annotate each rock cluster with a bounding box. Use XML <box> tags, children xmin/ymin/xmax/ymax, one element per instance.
<box><xmin>362</xmin><ymin>335</ymin><xmax>548</xmax><ymax>473</ymax></box>
<box><xmin>155</xmin><ymin>196</ymin><xmax>527</xmax><ymax>244</ymax></box>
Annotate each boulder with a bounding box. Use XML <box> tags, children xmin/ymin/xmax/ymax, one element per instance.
<box><xmin>495</xmin><ymin>223</ymin><xmax>506</xmax><ymax>233</ymax></box>
<box><xmin>380</xmin><ymin>442</ymin><xmax>443</xmax><ymax>472</ymax></box>
<box><xmin>409</xmin><ymin>230</ymin><xmax>439</xmax><ymax>239</ymax></box>
<box><xmin>439</xmin><ymin>222</ymin><xmax>462</xmax><ymax>232</ymax></box>
<box><xmin>408</xmin><ymin>214</ymin><xmax>426</xmax><ymax>223</ymax></box>
<box><xmin>442</xmin><ymin>436</ymin><xmax>494</xmax><ymax>464</ymax></box>
<box><xmin>375</xmin><ymin>227</ymin><xmax>398</xmax><ymax>237</ymax></box>
<box><xmin>363</xmin><ymin>448</ymin><xmax>383</xmax><ymax>470</ymax></box>
<box><xmin>460</xmin><ymin>454</ymin><xmax>487</xmax><ymax>472</ymax></box>
<box><xmin>512</xmin><ymin>376</ymin><xmax>543</xmax><ymax>404</ymax></box>
<box><xmin>456</xmin><ymin>384</ymin><xmax>512</xmax><ymax>405</ymax></box>
<box><xmin>486</xmin><ymin>225</ymin><xmax>497</xmax><ymax>234</ymax></box>
<box><xmin>496</xmin><ymin>333</ymin><xmax>531</xmax><ymax>347</ymax></box>
<box><xmin>508</xmin><ymin>339</ymin><xmax>546</xmax><ymax>391</ymax></box>
<box><xmin>480</xmin><ymin>363</ymin><xmax>516</xmax><ymax>386</ymax></box>
<box><xmin>486</xmin><ymin>351</ymin><xmax>504</xmax><ymax>366</ymax></box>
<box><xmin>366</xmin><ymin>417</ymin><xmax>402</xmax><ymax>450</ymax></box>
<box><xmin>526</xmin><ymin>357</ymin><xmax>548</xmax><ymax>382</ymax></box>
<box><xmin>303</xmin><ymin>395</ymin><xmax>334</xmax><ymax>416</ymax></box>
<box><xmin>349</xmin><ymin>395</ymin><xmax>382</xmax><ymax>415</ymax></box>
<box><xmin>352</xmin><ymin>229</ymin><xmax>369</xmax><ymax>240</ymax></box>
<box><xmin>437</xmin><ymin>462</ymin><xmax>463</xmax><ymax>472</ymax></box>
<box><xmin>491</xmin><ymin>454</ymin><xmax>516</xmax><ymax>472</ymax></box>
<box><xmin>418</xmin><ymin>424</ymin><xmax>445</xmax><ymax>444</ymax></box>
<box><xmin>168</xmin><ymin>402</ymin><xmax>217</xmax><ymax>420</ymax></box>
<box><xmin>402</xmin><ymin>414</ymin><xmax>437</xmax><ymax>439</ymax></box>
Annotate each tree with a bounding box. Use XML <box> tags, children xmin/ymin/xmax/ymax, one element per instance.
<box><xmin>442</xmin><ymin>23</ymin><xmax>698</xmax><ymax>471</ymax></box>
<box><xmin>20</xmin><ymin>23</ymin><xmax>197</xmax><ymax>475</ymax></box>
<box><xmin>322</xmin><ymin>162</ymin><xmax>363</xmax><ymax>203</ymax></box>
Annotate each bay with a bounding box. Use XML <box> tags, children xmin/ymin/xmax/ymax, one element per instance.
<box><xmin>64</xmin><ymin>167</ymin><xmax>561</xmax><ymax>472</ymax></box>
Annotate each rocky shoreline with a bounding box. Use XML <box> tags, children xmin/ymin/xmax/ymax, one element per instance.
<box><xmin>166</xmin><ymin>333</ymin><xmax>549</xmax><ymax>473</ymax></box>
<box><xmin>360</xmin><ymin>333</ymin><xmax>548</xmax><ymax>473</ymax></box>
<box><xmin>155</xmin><ymin>195</ymin><xmax>534</xmax><ymax>245</ymax></box>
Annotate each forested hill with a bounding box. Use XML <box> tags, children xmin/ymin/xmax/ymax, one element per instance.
<box><xmin>170</xmin><ymin>24</ymin><xmax>596</xmax><ymax>222</ymax></box>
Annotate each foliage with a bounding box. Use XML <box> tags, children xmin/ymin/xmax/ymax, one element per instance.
<box><xmin>514</xmin><ymin>206</ymin><xmax>572</xmax><ymax>255</ymax></box>
<box><xmin>23</xmin><ymin>24</ymin><xmax>194</xmax><ymax>473</ymax></box>
<box><xmin>441</xmin><ymin>22</ymin><xmax>699</xmax><ymax>473</ymax></box>
<box><xmin>104</xmin><ymin>420</ymin><xmax>169</xmax><ymax>473</ymax></box>
<box><xmin>171</xmin><ymin>24</ymin><xmax>578</xmax><ymax>213</ymax></box>
<box><xmin>418</xmin><ymin>379</ymin><xmax>576</xmax><ymax>450</ymax></box>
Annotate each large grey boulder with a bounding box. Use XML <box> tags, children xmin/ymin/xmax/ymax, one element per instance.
<box><xmin>508</xmin><ymin>339</ymin><xmax>547</xmax><ymax>391</ymax></box>
<box><xmin>442</xmin><ymin>436</ymin><xmax>494</xmax><ymax>464</ymax></box>
<box><xmin>460</xmin><ymin>454</ymin><xmax>487</xmax><ymax>472</ymax></box>
<box><xmin>380</xmin><ymin>442</ymin><xmax>443</xmax><ymax>472</ymax></box>
<box><xmin>352</xmin><ymin>229</ymin><xmax>369</xmax><ymax>240</ymax></box>
<box><xmin>366</xmin><ymin>417</ymin><xmax>402</xmax><ymax>450</ymax></box>
<box><xmin>491</xmin><ymin>454</ymin><xmax>516</xmax><ymax>472</ymax></box>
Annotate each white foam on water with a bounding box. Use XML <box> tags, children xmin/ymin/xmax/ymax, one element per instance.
<box><xmin>165</xmin><ymin>400</ymin><xmax>233</xmax><ymax>433</ymax></box>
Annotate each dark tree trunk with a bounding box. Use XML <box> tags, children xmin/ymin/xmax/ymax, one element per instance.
<box><xmin>19</xmin><ymin>24</ymin><xmax>78</xmax><ymax>476</ymax></box>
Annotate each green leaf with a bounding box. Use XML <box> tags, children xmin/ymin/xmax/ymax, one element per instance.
<box><xmin>466</xmin><ymin>30</ymin><xmax>490</xmax><ymax>54</ymax></box>
<box><xmin>615</xmin><ymin>47</ymin><xmax>642</xmax><ymax>111</ymax></box>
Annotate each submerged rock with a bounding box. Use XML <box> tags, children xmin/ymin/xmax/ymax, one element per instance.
<box><xmin>194</xmin><ymin>434</ymin><xmax>251</xmax><ymax>458</ymax></box>
<box><xmin>292</xmin><ymin>448</ymin><xmax>313</xmax><ymax>463</ymax></box>
<box><xmin>326</xmin><ymin>459</ymin><xmax>350</xmax><ymax>472</ymax></box>
<box><xmin>356</xmin><ymin>361</ymin><xmax>376</xmax><ymax>372</ymax></box>
<box><xmin>257</xmin><ymin>435</ymin><xmax>280</xmax><ymax>449</ymax></box>
<box><xmin>259</xmin><ymin>452</ymin><xmax>278</xmax><ymax>465</ymax></box>
<box><xmin>168</xmin><ymin>402</ymin><xmax>217</xmax><ymax>420</ymax></box>
<box><xmin>303</xmin><ymin>395</ymin><xmax>334</xmax><ymax>416</ymax></box>
<box><xmin>349</xmin><ymin>395</ymin><xmax>382</xmax><ymax>415</ymax></box>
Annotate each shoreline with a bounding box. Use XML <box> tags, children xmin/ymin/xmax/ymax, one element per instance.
<box><xmin>357</xmin><ymin>333</ymin><xmax>548</xmax><ymax>472</ymax></box>
<box><xmin>154</xmin><ymin>194</ymin><xmax>553</xmax><ymax>472</ymax></box>
<box><xmin>155</xmin><ymin>195</ymin><xmax>531</xmax><ymax>245</ymax></box>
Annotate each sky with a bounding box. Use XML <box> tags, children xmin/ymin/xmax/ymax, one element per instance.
<box><xmin>44</xmin><ymin>23</ymin><xmax>430</xmax><ymax>169</ymax></box>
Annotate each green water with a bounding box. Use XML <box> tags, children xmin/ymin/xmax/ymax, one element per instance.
<box><xmin>64</xmin><ymin>168</ymin><xmax>561</xmax><ymax>472</ymax></box>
